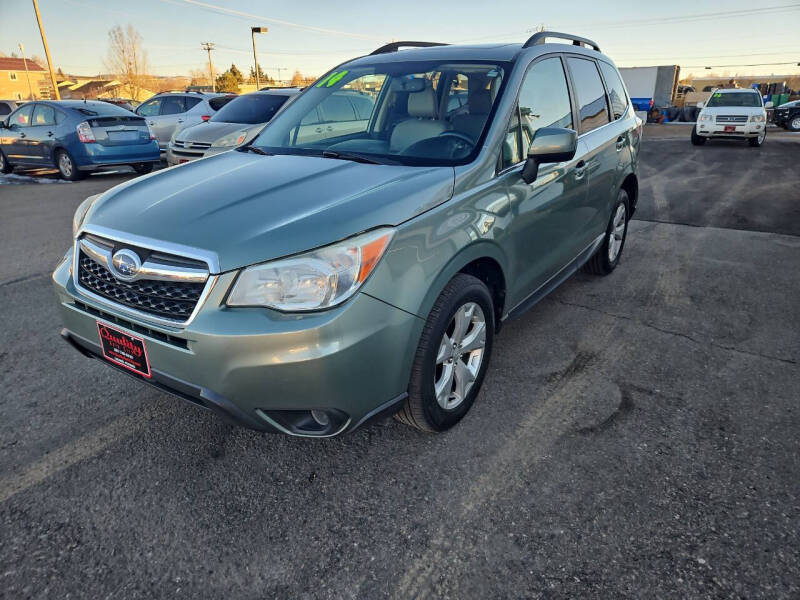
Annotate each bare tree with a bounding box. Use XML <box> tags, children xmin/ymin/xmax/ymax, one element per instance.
<box><xmin>104</xmin><ymin>25</ymin><xmax>150</xmax><ymax>100</ymax></box>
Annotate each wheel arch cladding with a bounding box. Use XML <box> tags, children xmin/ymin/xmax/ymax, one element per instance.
<box><xmin>411</xmin><ymin>241</ymin><xmax>509</xmax><ymax>331</ymax></box>
<box><xmin>458</xmin><ymin>257</ymin><xmax>506</xmax><ymax>332</ymax></box>
<box><xmin>620</xmin><ymin>173</ymin><xmax>638</xmax><ymax>215</ymax></box>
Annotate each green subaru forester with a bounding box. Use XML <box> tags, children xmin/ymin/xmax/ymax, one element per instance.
<box><xmin>54</xmin><ymin>32</ymin><xmax>640</xmax><ymax>437</ymax></box>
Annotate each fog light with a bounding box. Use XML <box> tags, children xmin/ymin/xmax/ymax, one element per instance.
<box><xmin>311</xmin><ymin>410</ymin><xmax>330</xmax><ymax>426</ymax></box>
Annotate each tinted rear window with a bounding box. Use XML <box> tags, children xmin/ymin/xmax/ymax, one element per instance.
<box><xmin>74</xmin><ymin>103</ymin><xmax>133</xmax><ymax>118</ymax></box>
<box><xmin>209</xmin><ymin>96</ymin><xmax>236</xmax><ymax>111</ymax></box>
<box><xmin>210</xmin><ymin>94</ymin><xmax>290</xmax><ymax>124</ymax></box>
<box><xmin>567</xmin><ymin>57</ymin><xmax>610</xmax><ymax>133</ymax></box>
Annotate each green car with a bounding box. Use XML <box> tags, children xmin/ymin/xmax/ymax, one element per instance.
<box><xmin>54</xmin><ymin>32</ymin><xmax>640</xmax><ymax>437</ymax></box>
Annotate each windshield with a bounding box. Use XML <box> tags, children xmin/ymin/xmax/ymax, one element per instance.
<box><xmin>210</xmin><ymin>94</ymin><xmax>291</xmax><ymax>124</ymax></box>
<box><xmin>251</xmin><ymin>60</ymin><xmax>508</xmax><ymax>166</ymax></box>
<box><xmin>706</xmin><ymin>92</ymin><xmax>762</xmax><ymax>108</ymax></box>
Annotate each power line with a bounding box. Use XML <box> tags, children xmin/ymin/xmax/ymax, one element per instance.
<box><xmin>453</xmin><ymin>3</ymin><xmax>800</xmax><ymax>43</ymax></box>
<box><xmin>156</xmin><ymin>0</ymin><xmax>384</xmax><ymax>41</ymax></box>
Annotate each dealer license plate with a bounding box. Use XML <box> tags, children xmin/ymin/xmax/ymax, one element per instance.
<box><xmin>724</xmin><ymin>125</ymin><xmax>736</xmax><ymax>133</ymax></box>
<box><xmin>97</xmin><ymin>322</ymin><xmax>151</xmax><ymax>378</ymax></box>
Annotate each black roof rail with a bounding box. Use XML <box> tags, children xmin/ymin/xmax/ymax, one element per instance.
<box><xmin>370</xmin><ymin>41</ymin><xmax>449</xmax><ymax>55</ymax></box>
<box><xmin>523</xmin><ymin>31</ymin><xmax>600</xmax><ymax>52</ymax></box>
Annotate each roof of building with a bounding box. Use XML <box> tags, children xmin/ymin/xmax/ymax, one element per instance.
<box><xmin>0</xmin><ymin>57</ymin><xmax>46</xmax><ymax>72</ymax></box>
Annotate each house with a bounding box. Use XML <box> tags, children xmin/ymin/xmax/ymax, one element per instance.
<box><xmin>58</xmin><ymin>77</ymin><xmax>156</xmax><ymax>102</ymax></box>
<box><xmin>0</xmin><ymin>57</ymin><xmax>53</xmax><ymax>100</ymax></box>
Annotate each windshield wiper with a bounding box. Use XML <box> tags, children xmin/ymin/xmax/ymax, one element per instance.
<box><xmin>237</xmin><ymin>146</ymin><xmax>273</xmax><ymax>156</ymax></box>
<box><xmin>320</xmin><ymin>150</ymin><xmax>388</xmax><ymax>165</ymax></box>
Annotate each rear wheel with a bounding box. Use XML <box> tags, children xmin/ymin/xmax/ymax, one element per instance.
<box><xmin>691</xmin><ymin>126</ymin><xmax>706</xmax><ymax>145</ymax></box>
<box><xmin>787</xmin><ymin>116</ymin><xmax>800</xmax><ymax>132</ymax></box>
<box><xmin>748</xmin><ymin>129</ymin><xmax>766</xmax><ymax>147</ymax></box>
<box><xmin>395</xmin><ymin>274</ymin><xmax>494</xmax><ymax>433</ymax></box>
<box><xmin>56</xmin><ymin>149</ymin><xmax>84</xmax><ymax>181</ymax></box>
<box><xmin>132</xmin><ymin>162</ymin><xmax>153</xmax><ymax>174</ymax></box>
<box><xmin>584</xmin><ymin>189</ymin><xmax>629</xmax><ymax>276</ymax></box>
<box><xmin>0</xmin><ymin>149</ymin><xmax>12</xmax><ymax>174</ymax></box>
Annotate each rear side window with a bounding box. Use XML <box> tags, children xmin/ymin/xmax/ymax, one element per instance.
<box><xmin>185</xmin><ymin>96</ymin><xmax>202</xmax><ymax>110</ymax></box>
<box><xmin>32</xmin><ymin>104</ymin><xmax>56</xmax><ymax>126</ymax></box>
<box><xmin>160</xmin><ymin>96</ymin><xmax>186</xmax><ymax>115</ymax></box>
<box><xmin>598</xmin><ymin>62</ymin><xmax>628</xmax><ymax>120</ymax></box>
<box><xmin>567</xmin><ymin>58</ymin><xmax>610</xmax><ymax>133</ymax></box>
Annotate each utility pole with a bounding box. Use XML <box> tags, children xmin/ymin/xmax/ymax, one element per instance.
<box><xmin>32</xmin><ymin>0</ymin><xmax>60</xmax><ymax>99</ymax></box>
<box><xmin>251</xmin><ymin>27</ymin><xmax>267</xmax><ymax>89</ymax></box>
<box><xmin>201</xmin><ymin>42</ymin><xmax>216</xmax><ymax>92</ymax></box>
<box><xmin>275</xmin><ymin>67</ymin><xmax>286</xmax><ymax>84</ymax></box>
<box><xmin>18</xmin><ymin>43</ymin><xmax>34</xmax><ymax>100</ymax></box>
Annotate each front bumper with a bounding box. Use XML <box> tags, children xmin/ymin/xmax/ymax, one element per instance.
<box><xmin>53</xmin><ymin>249</ymin><xmax>423</xmax><ymax>436</ymax></box>
<box><xmin>695</xmin><ymin>121</ymin><xmax>764</xmax><ymax>138</ymax></box>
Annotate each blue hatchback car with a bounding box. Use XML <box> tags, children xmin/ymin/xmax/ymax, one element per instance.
<box><xmin>0</xmin><ymin>100</ymin><xmax>160</xmax><ymax>180</ymax></box>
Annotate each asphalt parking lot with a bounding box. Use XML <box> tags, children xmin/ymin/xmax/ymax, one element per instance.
<box><xmin>1</xmin><ymin>124</ymin><xmax>798</xmax><ymax>599</ymax></box>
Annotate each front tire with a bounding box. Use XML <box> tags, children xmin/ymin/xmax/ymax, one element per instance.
<box><xmin>0</xmin><ymin>149</ymin><xmax>12</xmax><ymax>174</ymax></box>
<box><xmin>748</xmin><ymin>129</ymin><xmax>766</xmax><ymax>147</ymax></box>
<box><xmin>691</xmin><ymin>126</ymin><xmax>706</xmax><ymax>145</ymax></box>
<box><xmin>56</xmin><ymin>149</ymin><xmax>84</xmax><ymax>181</ymax></box>
<box><xmin>786</xmin><ymin>116</ymin><xmax>800</xmax><ymax>132</ymax></box>
<box><xmin>396</xmin><ymin>274</ymin><xmax>495</xmax><ymax>433</ymax></box>
<box><xmin>584</xmin><ymin>189</ymin><xmax>630</xmax><ymax>276</ymax></box>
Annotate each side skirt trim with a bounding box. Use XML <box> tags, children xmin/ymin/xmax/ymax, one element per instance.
<box><xmin>503</xmin><ymin>233</ymin><xmax>604</xmax><ymax>321</ymax></box>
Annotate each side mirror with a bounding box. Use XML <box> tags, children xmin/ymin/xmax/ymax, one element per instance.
<box><xmin>765</xmin><ymin>101</ymin><xmax>774</xmax><ymax>109</ymax></box>
<box><xmin>521</xmin><ymin>127</ymin><xmax>578</xmax><ymax>184</ymax></box>
<box><xmin>696</xmin><ymin>101</ymin><xmax>705</xmax><ymax>108</ymax></box>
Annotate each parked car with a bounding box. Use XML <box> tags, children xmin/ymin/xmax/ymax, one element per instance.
<box><xmin>0</xmin><ymin>100</ymin><xmax>159</xmax><ymax>179</ymax></box>
<box><xmin>772</xmin><ymin>99</ymin><xmax>800</xmax><ymax>131</ymax></box>
<box><xmin>166</xmin><ymin>88</ymin><xmax>300</xmax><ymax>166</ymax></box>
<box><xmin>0</xmin><ymin>100</ymin><xmax>22</xmax><ymax>118</ymax></box>
<box><xmin>134</xmin><ymin>92</ymin><xmax>236</xmax><ymax>151</ymax></box>
<box><xmin>55</xmin><ymin>32</ymin><xmax>640</xmax><ymax>437</ymax></box>
<box><xmin>692</xmin><ymin>89</ymin><xmax>771</xmax><ymax>147</ymax></box>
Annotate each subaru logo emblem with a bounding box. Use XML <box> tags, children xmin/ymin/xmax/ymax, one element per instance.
<box><xmin>111</xmin><ymin>249</ymin><xmax>142</xmax><ymax>281</ymax></box>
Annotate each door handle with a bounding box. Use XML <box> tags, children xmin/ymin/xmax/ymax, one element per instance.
<box><xmin>315</xmin><ymin>127</ymin><xmax>323</xmax><ymax>133</ymax></box>
<box><xmin>574</xmin><ymin>160</ymin><xmax>586</xmax><ymax>179</ymax></box>
<box><xmin>615</xmin><ymin>136</ymin><xmax>626</xmax><ymax>151</ymax></box>
<box><xmin>326</xmin><ymin>126</ymin><xmax>333</xmax><ymax>132</ymax></box>
<box><xmin>177</xmin><ymin>119</ymin><xmax>184</xmax><ymax>123</ymax></box>
<box><xmin>19</xmin><ymin>132</ymin><xmax>26</xmax><ymax>138</ymax></box>
<box><xmin>47</xmin><ymin>131</ymin><xmax>54</xmax><ymax>137</ymax></box>
<box><xmin>148</xmin><ymin>121</ymin><xmax>155</xmax><ymax>126</ymax></box>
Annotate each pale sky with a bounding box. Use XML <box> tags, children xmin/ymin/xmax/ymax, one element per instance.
<box><xmin>1</xmin><ymin>0</ymin><xmax>798</xmax><ymax>80</ymax></box>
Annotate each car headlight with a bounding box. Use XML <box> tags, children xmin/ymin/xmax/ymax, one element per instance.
<box><xmin>227</xmin><ymin>228</ymin><xmax>394</xmax><ymax>311</ymax></box>
<box><xmin>749</xmin><ymin>114</ymin><xmax>765</xmax><ymax>122</ymax></box>
<box><xmin>699</xmin><ymin>113</ymin><xmax>712</xmax><ymax>122</ymax></box>
<box><xmin>214</xmin><ymin>130</ymin><xmax>249</xmax><ymax>148</ymax></box>
<box><xmin>73</xmin><ymin>194</ymin><xmax>100</xmax><ymax>238</ymax></box>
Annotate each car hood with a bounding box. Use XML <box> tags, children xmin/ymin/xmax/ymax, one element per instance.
<box><xmin>86</xmin><ymin>151</ymin><xmax>455</xmax><ymax>272</ymax></box>
<box><xmin>174</xmin><ymin>121</ymin><xmax>259</xmax><ymax>144</ymax></box>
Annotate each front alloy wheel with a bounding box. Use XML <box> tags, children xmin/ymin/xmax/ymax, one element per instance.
<box><xmin>396</xmin><ymin>273</ymin><xmax>495</xmax><ymax>432</ymax></box>
<box><xmin>434</xmin><ymin>302</ymin><xmax>487</xmax><ymax>410</ymax></box>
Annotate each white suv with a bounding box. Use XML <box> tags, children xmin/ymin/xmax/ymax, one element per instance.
<box><xmin>692</xmin><ymin>88</ymin><xmax>771</xmax><ymax>147</ymax></box>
